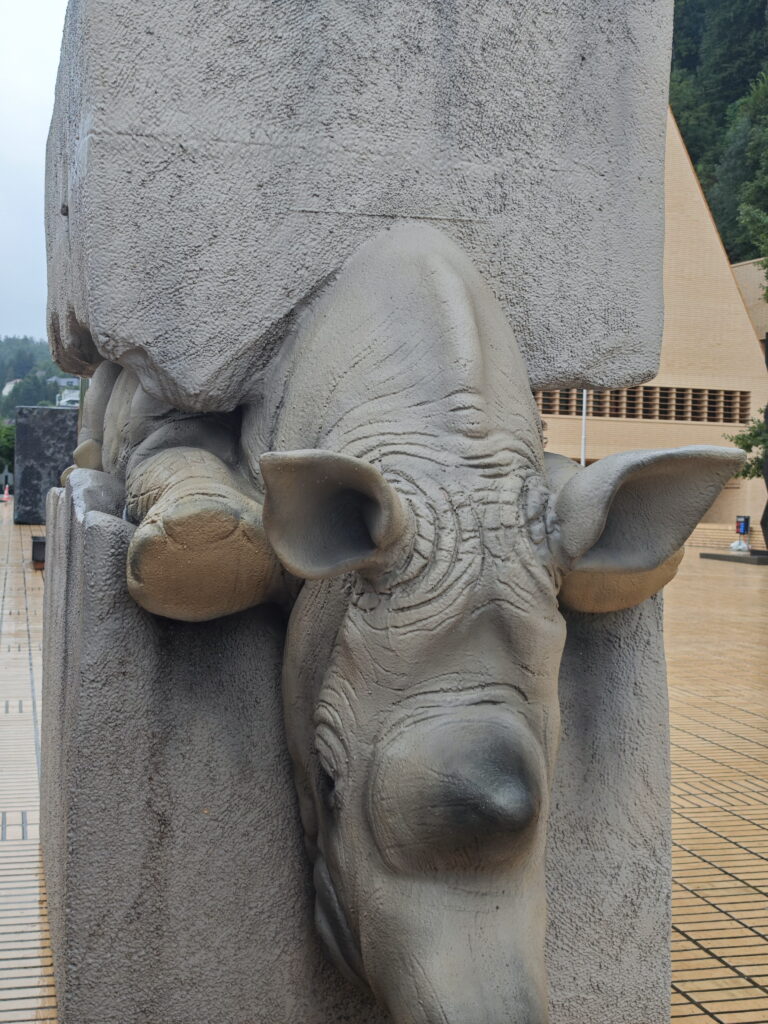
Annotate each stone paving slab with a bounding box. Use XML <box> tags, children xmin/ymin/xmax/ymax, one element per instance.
<box><xmin>0</xmin><ymin>501</ymin><xmax>51</xmax><ymax>1023</ymax></box>
<box><xmin>667</xmin><ymin>550</ymin><xmax>768</xmax><ymax>1024</ymax></box>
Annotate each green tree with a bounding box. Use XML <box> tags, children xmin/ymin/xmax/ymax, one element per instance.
<box><xmin>670</xmin><ymin>66</ymin><xmax>717</xmax><ymax>177</ymax></box>
<box><xmin>706</xmin><ymin>71</ymin><xmax>768</xmax><ymax>277</ymax></box>
<box><xmin>671</xmin><ymin>0</ymin><xmax>768</xmax><ymax>159</ymax></box>
<box><xmin>738</xmin><ymin>75</ymin><xmax>768</xmax><ymax>282</ymax></box>
<box><xmin>708</xmin><ymin>98</ymin><xmax>755</xmax><ymax>260</ymax></box>
<box><xmin>671</xmin><ymin>0</ymin><xmax>768</xmax><ymax>254</ymax></box>
<box><xmin>0</xmin><ymin>336</ymin><xmax>59</xmax><ymax>395</ymax></box>
<box><xmin>0</xmin><ymin>374</ymin><xmax>60</xmax><ymax>420</ymax></box>
<box><xmin>695</xmin><ymin>1</ymin><xmax>768</xmax><ymax>135</ymax></box>
<box><xmin>725</xmin><ymin>409</ymin><xmax>768</xmax><ymax>479</ymax></box>
<box><xmin>0</xmin><ymin>424</ymin><xmax>14</xmax><ymax>470</ymax></box>
<box><xmin>671</xmin><ymin>0</ymin><xmax>707</xmax><ymax>75</ymax></box>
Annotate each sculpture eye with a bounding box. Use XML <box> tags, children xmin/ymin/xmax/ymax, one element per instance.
<box><xmin>315</xmin><ymin>721</ymin><xmax>344</xmax><ymax>814</ymax></box>
<box><xmin>318</xmin><ymin>764</ymin><xmax>337</xmax><ymax>811</ymax></box>
<box><xmin>367</xmin><ymin>707</ymin><xmax>543</xmax><ymax>873</ymax></box>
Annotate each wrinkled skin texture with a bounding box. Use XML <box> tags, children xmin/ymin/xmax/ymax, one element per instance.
<box><xmin>76</xmin><ymin>226</ymin><xmax>743</xmax><ymax>1024</ymax></box>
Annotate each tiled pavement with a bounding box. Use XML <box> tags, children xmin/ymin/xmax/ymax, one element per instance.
<box><xmin>0</xmin><ymin>502</ymin><xmax>53</xmax><ymax>1023</ymax></box>
<box><xmin>0</xmin><ymin>496</ymin><xmax>766</xmax><ymax>1023</ymax></box>
<box><xmin>666</xmin><ymin>548</ymin><xmax>768</xmax><ymax>1023</ymax></box>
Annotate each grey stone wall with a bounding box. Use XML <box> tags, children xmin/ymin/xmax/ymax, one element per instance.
<box><xmin>13</xmin><ymin>406</ymin><xmax>78</xmax><ymax>524</ymax></box>
<box><xmin>46</xmin><ymin>0</ymin><xmax>672</xmax><ymax>408</ymax></box>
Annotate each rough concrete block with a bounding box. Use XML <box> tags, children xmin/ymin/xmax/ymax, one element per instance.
<box><xmin>46</xmin><ymin>0</ymin><xmax>672</xmax><ymax>407</ymax></box>
<box><xmin>13</xmin><ymin>406</ymin><xmax>78</xmax><ymax>524</ymax></box>
<box><xmin>547</xmin><ymin>600</ymin><xmax>671</xmax><ymax>1024</ymax></box>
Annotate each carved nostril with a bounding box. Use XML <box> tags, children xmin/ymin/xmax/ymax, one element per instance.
<box><xmin>420</xmin><ymin>733</ymin><xmax>541</xmax><ymax>842</ymax></box>
<box><xmin>368</xmin><ymin>705</ymin><xmax>545</xmax><ymax>873</ymax></box>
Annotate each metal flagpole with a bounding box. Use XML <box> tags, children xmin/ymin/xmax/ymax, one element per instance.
<box><xmin>580</xmin><ymin>389</ymin><xmax>588</xmax><ymax>466</ymax></box>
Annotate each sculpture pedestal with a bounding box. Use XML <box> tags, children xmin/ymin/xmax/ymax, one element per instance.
<box><xmin>42</xmin><ymin>471</ymin><xmax>671</xmax><ymax>1024</ymax></box>
<box><xmin>548</xmin><ymin>603</ymin><xmax>671</xmax><ymax>1024</ymax></box>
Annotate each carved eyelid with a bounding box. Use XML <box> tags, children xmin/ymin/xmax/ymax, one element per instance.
<box><xmin>314</xmin><ymin>709</ymin><xmax>347</xmax><ymax>781</ymax></box>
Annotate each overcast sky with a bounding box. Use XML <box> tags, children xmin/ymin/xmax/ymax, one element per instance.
<box><xmin>1</xmin><ymin>0</ymin><xmax>69</xmax><ymax>340</ymax></box>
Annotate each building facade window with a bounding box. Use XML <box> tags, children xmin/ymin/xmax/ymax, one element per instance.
<box><xmin>533</xmin><ymin>388</ymin><xmax>750</xmax><ymax>424</ymax></box>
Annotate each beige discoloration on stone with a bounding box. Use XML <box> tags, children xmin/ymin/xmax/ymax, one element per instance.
<box><xmin>126</xmin><ymin>447</ymin><xmax>282</xmax><ymax>622</ymax></box>
<box><xmin>559</xmin><ymin>548</ymin><xmax>685</xmax><ymax>614</ymax></box>
<box><xmin>73</xmin><ymin>437</ymin><xmax>102</xmax><ymax>471</ymax></box>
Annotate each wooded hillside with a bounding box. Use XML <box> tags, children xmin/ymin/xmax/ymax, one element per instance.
<box><xmin>671</xmin><ymin>0</ymin><xmax>768</xmax><ymax>265</ymax></box>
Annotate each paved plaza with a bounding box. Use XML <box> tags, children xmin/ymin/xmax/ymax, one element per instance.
<box><xmin>0</xmin><ymin>498</ymin><xmax>766</xmax><ymax>1024</ymax></box>
<box><xmin>667</xmin><ymin>546</ymin><xmax>768</xmax><ymax>1022</ymax></box>
<box><xmin>0</xmin><ymin>504</ymin><xmax>49</xmax><ymax>1023</ymax></box>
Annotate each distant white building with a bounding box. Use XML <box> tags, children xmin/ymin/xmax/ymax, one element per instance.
<box><xmin>1</xmin><ymin>379</ymin><xmax>21</xmax><ymax>397</ymax></box>
<box><xmin>56</xmin><ymin>389</ymin><xmax>80</xmax><ymax>408</ymax></box>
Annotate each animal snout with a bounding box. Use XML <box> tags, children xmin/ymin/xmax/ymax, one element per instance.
<box><xmin>367</xmin><ymin>703</ymin><xmax>545</xmax><ymax>873</ymax></box>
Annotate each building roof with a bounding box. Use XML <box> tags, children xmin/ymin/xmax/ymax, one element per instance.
<box><xmin>658</xmin><ymin>114</ymin><xmax>766</xmax><ymax>391</ymax></box>
<box><xmin>731</xmin><ymin>259</ymin><xmax>768</xmax><ymax>349</ymax></box>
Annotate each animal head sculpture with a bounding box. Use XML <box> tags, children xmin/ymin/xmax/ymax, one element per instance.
<box><xmin>255</xmin><ymin>441</ymin><xmax>736</xmax><ymax>1024</ymax></box>
<box><xmin>102</xmin><ymin>225</ymin><xmax>742</xmax><ymax>1022</ymax></box>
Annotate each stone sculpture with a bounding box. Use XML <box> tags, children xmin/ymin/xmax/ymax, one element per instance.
<box><xmin>44</xmin><ymin>1</ymin><xmax>728</xmax><ymax>1020</ymax></box>
<box><xmin>59</xmin><ymin>225</ymin><xmax>742</xmax><ymax>1022</ymax></box>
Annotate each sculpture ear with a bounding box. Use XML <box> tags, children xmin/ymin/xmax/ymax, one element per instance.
<box><xmin>260</xmin><ymin>450</ymin><xmax>412</xmax><ymax>580</ymax></box>
<box><xmin>547</xmin><ymin>446</ymin><xmax>744</xmax><ymax>613</ymax></box>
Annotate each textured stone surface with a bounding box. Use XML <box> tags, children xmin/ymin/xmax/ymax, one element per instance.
<box><xmin>42</xmin><ymin>477</ymin><xmax>675</xmax><ymax>1024</ymax></box>
<box><xmin>46</xmin><ymin>0</ymin><xmax>672</xmax><ymax>408</ymax></box>
<box><xmin>42</xmin><ymin>471</ymin><xmax>387</xmax><ymax>1024</ymax></box>
<box><xmin>13</xmin><ymin>407</ymin><xmax>78</xmax><ymax>524</ymax></box>
<box><xmin>547</xmin><ymin>600</ymin><xmax>672</xmax><ymax>1024</ymax></box>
